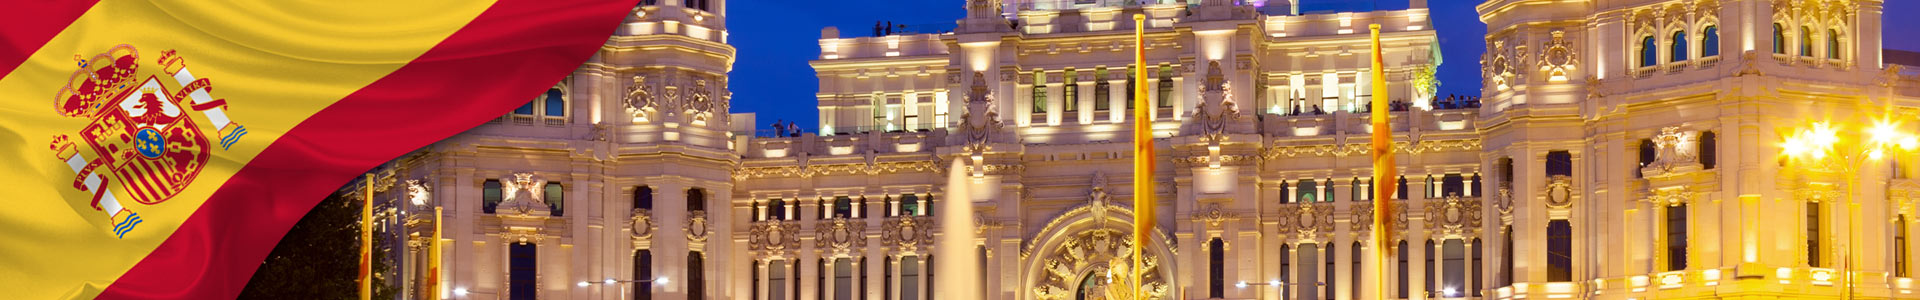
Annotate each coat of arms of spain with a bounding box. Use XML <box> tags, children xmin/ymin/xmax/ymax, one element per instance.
<box><xmin>48</xmin><ymin>44</ymin><xmax>246</xmax><ymax>238</ymax></box>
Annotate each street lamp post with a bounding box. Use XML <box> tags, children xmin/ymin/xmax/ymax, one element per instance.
<box><xmin>1237</xmin><ymin>280</ymin><xmax>1324</xmax><ymax>300</ymax></box>
<box><xmin>1781</xmin><ymin>119</ymin><xmax>1919</xmax><ymax>300</ymax></box>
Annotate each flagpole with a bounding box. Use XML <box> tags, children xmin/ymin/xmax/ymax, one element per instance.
<box><xmin>430</xmin><ymin>206</ymin><xmax>443</xmax><ymax>300</ymax></box>
<box><xmin>1132</xmin><ymin>13</ymin><xmax>1155</xmax><ymax>299</ymax></box>
<box><xmin>361</xmin><ymin>174</ymin><xmax>375</xmax><ymax>300</ymax></box>
<box><xmin>1368</xmin><ymin>23</ymin><xmax>1398</xmax><ymax>300</ymax></box>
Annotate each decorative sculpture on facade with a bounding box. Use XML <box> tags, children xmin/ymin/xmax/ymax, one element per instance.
<box><xmin>498</xmin><ymin>172</ymin><xmax>551</xmax><ymax>216</ymax></box>
<box><xmin>1544</xmin><ymin>175</ymin><xmax>1575</xmax><ymax>209</ymax></box>
<box><xmin>625</xmin><ymin>75</ymin><xmax>654</xmax><ymax>123</ymax></box>
<box><xmin>630</xmin><ymin>208</ymin><xmax>654</xmax><ymax>239</ymax></box>
<box><xmin>1643</xmin><ymin>126</ymin><xmax>1701</xmax><ymax>175</ymax></box>
<box><xmin>404</xmin><ymin>179</ymin><xmax>431</xmax><ymax>207</ymax></box>
<box><xmin>881</xmin><ymin>215</ymin><xmax>935</xmax><ymax>251</ymax></box>
<box><xmin>959</xmin><ymin>72</ymin><xmax>1004</xmax><ymax>151</ymax></box>
<box><xmin>1276</xmin><ymin>202</ymin><xmax>1334</xmax><ymax>241</ymax></box>
<box><xmin>748</xmin><ymin>219</ymin><xmax>801</xmax><ymax>252</ymax></box>
<box><xmin>686</xmin><ymin>210</ymin><xmax>711</xmax><ymax>243</ymax></box>
<box><xmin>1186</xmin><ymin>61</ymin><xmax>1240</xmax><ymax>140</ymax></box>
<box><xmin>1031</xmin><ymin>228</ymin><xmax>1168</xmax><ymax>300</ymax></box>
<box><xmin>1424</xmin><ymin>195</ymin><xmax>1483</xmax><ymax>237</ymax></box>
<box><xmin>814</xmin><ymin>218</ymin><xmax>868</xmax><ymax>252</ymax></box>
<box><xmin>688</xmin><ymin>79</ymin><xmax>714</xmax><ymax>125</ymax></box>
<box><xmin>1539</xmin><ymin>30</ymin><xmax>1578</xmax><ymax>82</ymax></box>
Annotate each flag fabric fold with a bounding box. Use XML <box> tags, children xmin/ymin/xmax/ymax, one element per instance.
<box><xmin>0</xmin><ymin>1</ymin><xmax>634</xmax><ymax>299</ymax></box>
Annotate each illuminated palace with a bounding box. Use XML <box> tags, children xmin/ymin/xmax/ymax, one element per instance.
<box><xmin>357</xmin><ymin>0</ymin><xmax>1920</xmax><ymax>299</ymax></box>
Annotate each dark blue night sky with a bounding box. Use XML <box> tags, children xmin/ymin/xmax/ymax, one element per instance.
<box><xmin>725</xmin><ymin>0</ymin><xmax>1920</xmax><ymax>130</ymax></box>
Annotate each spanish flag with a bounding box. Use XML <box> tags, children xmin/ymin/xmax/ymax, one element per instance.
<box><xmin>0</xmin><ymin>1</ymin><xmax>632</xmax><ymax>298</ymax></box>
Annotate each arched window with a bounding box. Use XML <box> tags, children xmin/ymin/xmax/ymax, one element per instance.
<box><xmin>509</xmin><ymin>242</ymin><xmax>537</xmax><ymax>300</ymax></box>
<box><xmin>688</xmin><ymin>188</ymin><xmax>706</xmax><ymax>212</ymax></box>
<box><xmin>1424</xmin><ymin>239</ymin><xmax>1437</xmax><ymax>296</ymax></box>
<box><xmin>1498</xmin><ymin>157</ymin><xmax>1515</xmax><ymax>187</ymax></box>
<box><xmin>819</xmin><ymin>259</ymin><xmax>829</xmax><ymax>300</ymax></box>
<box><xmin>687</xmin><ymin>0</ymin><xmax>708</xmax><ymax>11</ymax></box>
<box><xmin>1640</xmin><ymin>35</ymin><xmax>1658</xmax><ymax>67</ymax></box>
<box><xmin>1396</xmin><ymin>176</ymin><xmax>1409</xmax><ymax>200</ymax></box>
<box><xmin>1702</xmin><ymin>26</ymin><xmax>1721</xmax><ymax>57</ymax></box>
<box><xmin>833</xmin><ymin>196</ymin><xmax>853</xmax><ymax>219</ymax></box>
<box><xmin>1351</xmin><ymin>241</ymin><xmax>1362</xmax><ymax>298</ymax></box>
<box><xmin>1898</xmin><ymin>215</ymin><xmax>1911</xmax><ymax>277</ymax></box>
<box><xmin>1800</xmin><ymin>26</ymin><xmax>1814</xmax><ymax>57</ymax></box>
<box><xmin>543</xmin><ymin>88</ymin><xmax>565</xmax><ymax>117</ymax></box>
<box><xmin>1323</xmin><ymin>178</ymin><xmax>1337</xmax><ymax>202</ymax></box>
<box><xmin>1208</xmin><ymin>238</ymin><xmax>1225</xmax><ymax>298</ymax></box>
<box><xmin>513</xmin><ymin>100</ymin><xmax>535</xmax><ymax>115</ymax></box>
<box><xmin>1324</xmin><ymin>242</ymin><xmax>1336</xmax><ymax>299</ymax></box>
<box><xmin>1666</xmin><ymin>203</ymin><xmax>1689</xmax><ymax>271</ymax></box>
<box><xmin>1773</xmin><ymin>23</ymin><xmax>1787</xmax><ymax>54</ymax></box>
<box><xmin>1809</xmin><ymin>202</ymin><xmax>1824</xmax><ymax>267</ymax></box>
<box><xmin>689</xmin><ymin>251</ymin><xmax>706</xmax><ymax>299</ymax></box>
<box><xmin>1828</xmin><ymin>29</ymin><xmax>1843</xmax><ymax>59</ymax></box>
<box><xmin>884</xmin><ymin>257</ymin><xmax>893</xmax><ymax>300</ymax></box>
<box><xmin>1396</xmin><ymin>240</ymin><xmax>1409</xmax><ymax>298</ymax></box>
<box><xmin>1700</xmin><ymin>131</ymin><xmax>1717</xmax><ymax>169</ymax></box>
<box><xmin>1443</xmin><ymin>239</ymin><xmax>1465</xmax><ymax>298</ymax></box>
<box><xmin>545</xmin><ymin>182</ymin><xmax>565</xmax><ymax>216</ymax></box>
<box><xmin>1670</xmin><ymin>31</ymin><xmax>1689</xmax><ymax>62</ymax></box>
<box><xmin>769</xmin><ymin>199</ymin><xmax>787</xmax><ymax>221</ymax></box>
<box><xmin>901</xmin><ymin>256</ymin><xmax>922</xmax><ymax>300</ymax></box>
<box><xmin>769</xmin><ymin>259</ymin><xmax>789</xmax><ymax>300</ymax></box>
<box><xmin>635</xmin><ymin>186</ymin><xmax>653</xmax><ymax>210</ymax></box>
<box><xmin>900</xmin><ymin>194</ymin><xmax>920</xmax><ymax>216</ymax></box>
<box><xmin>1351</xmin><ymin>178</ymin><xmax>1367</xmax><ymax>202</ymax></box>
<box><xmin>483</xmin><ymin>179</ymin><xmax>502</xmax><ymax>214</ymax></box>
<box><xmin>636</xmin><ymin>250</ymin><xmax>653</xmax><ymax>300</ymax></box>
<box><xmin>1470</xmin><ymin>173</ymin><xmax>1482</xmax><ymax>197</ymax></box>
<box><xmin>752</xmin><ymin>260</ymin><xmax>761</xmax><ymax>300</ymax></box>
<box><xmin>1547</xmin><ymin>220</ymin><xmax>1573</xmax><ymax>282</ymax></box>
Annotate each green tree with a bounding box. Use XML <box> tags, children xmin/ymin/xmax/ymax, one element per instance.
<box><xmin>239</xmin><ymin>192</ymin><xmax>398</xmax><ymax>299</ymax></box>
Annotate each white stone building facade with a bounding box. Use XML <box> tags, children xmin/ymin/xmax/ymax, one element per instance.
<box><xmin>364</xmin><ymin>0</ymin><xmax>1920</xmax><ymax>299</ymax></box>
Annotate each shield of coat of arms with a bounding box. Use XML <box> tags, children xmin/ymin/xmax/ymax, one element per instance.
<box><xmin>48</xmin><ymin>44</ymin><xmax>246</xmax><ymax>238</ymax></box>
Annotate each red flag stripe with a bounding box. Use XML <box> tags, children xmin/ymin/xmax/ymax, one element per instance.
<box><xmin>0</xmin><ymin>1</ymin><xmax>101</xmax><ymax>77</ymax></box>
<box><xmin>94</xmin><ymin>0</ymin><xmax>632</xmax><ymax>298</ymax></box>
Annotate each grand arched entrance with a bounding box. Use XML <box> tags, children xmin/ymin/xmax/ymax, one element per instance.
<box><xmin>1021</xmin><ymin>201</ymin><xmax>1177</xmax><ymax>300</ymax></box>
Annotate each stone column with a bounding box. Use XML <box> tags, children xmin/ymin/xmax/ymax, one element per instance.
<box><xmin>654</xmin><ymin>179</ymin><xmax>690</xmax><ymax>299</ymax></box>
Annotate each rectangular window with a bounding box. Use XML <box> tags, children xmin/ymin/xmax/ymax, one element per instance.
<box><xmin>1296</xmin><ymin>179</ymin><xmax>1319</xmax><ymax>203</ymax></box>
<box><xmin>1032</xmin><ymin>72</ymin><xmax>1047</xmax><ymax>114</ymax></box>
<box><xmin>901</xmin><ymin>256</ymin><xmax>921</xmax><ymax>300</ymax></box>
<box><xmin>1444</xmin><ymin>239</ymin><xmax>1466</xmax><ymax>298</ymax></box>
<box><xmin>1809</xmin><ymin>202</ymin><xmax>1824</xmax><ymax>267</ymax></box>
<box><xmin>1063</xmin><ymin>69</ymin><xmax>1078</xmax><ymax>112</ymax></box>
<box><xmin>509</xmin><ymin>243</ymin><xmax>537</xmax><ymax>300</ymax></box>
<box><xmin>1125</xmin><ymin>66</ymin><xmax>1137</xmax><ymax>110</ymax></box>
<box><xmin>1898</xmin><ymin>215</ymin><xmax>1911</xmax><ymax>277</ymax></box>
<box><xmin>1094</xmin><ymin>69</ymin><xmax>1110</xmax><ymax>111</ymax></box>
<box><xmin>544</xmin><ymin>182</ymin><xmax>564</xmax><ymax>217</ymax></box>
<box><xmin>636</xmin><ymin>250</ymin><xmax>652</xmax><ymax>300</ymax></box>
<box><xmin>1156</xmin><ymin>65</ymin><xmax>1174</xmax><ymax>108</ymax></box>
<box><xmin>1547</xmin><ymin>220</ymin><xmax>1573</xmax><ymax>281</ymax></box>
<box><xmin>1441</xmin><ymin>174</ymin><xmax>1465</xmax><ymax>198</ymax></box>
<box><xmin>483</xmin><ymin>179</ymin><xmax>502</xmax><ymax>214</ymax></box>
<box><xmin>770</xmin><ymin>260</ymin><xmax>790</xmax><ymax>300</ymax></box>
<box><xmin>1666</xmin><ymin>204</ymin><xmax>1689</xmax><ymax>271</ymax></box>
<box><xmin>1425</xmin><ymin>240</ymin><xmax>1436</xmax><ymax>296</ymax></box>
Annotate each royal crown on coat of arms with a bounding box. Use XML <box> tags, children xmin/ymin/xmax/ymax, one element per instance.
<box><xmin>47</xmin><ymin>44</ymin><xmax>246</xmax><ymax>238</ymax></box>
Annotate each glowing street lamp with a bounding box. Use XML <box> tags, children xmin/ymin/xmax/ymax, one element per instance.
<box><xmin>1779</xmin><ymin>118</ymin><xmax>1918</xmax><ymax>300</ymax></box>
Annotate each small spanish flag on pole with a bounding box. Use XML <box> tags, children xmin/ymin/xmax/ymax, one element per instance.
<box><xmin>0</xmin><ymin>1</ymin><xmax>632</xmax><ymax>298</ymax></box>
<box><xmin>1131</xmin><ymin>13</ymin><xmax>1156</xmax><ymax>297</ymax></box>
<box><xmin>1369</xmin><ymin>23</ymin><xmax>1399</xmax><ymax>300</ymax></box>
<box><xmin>429</xmin><ymin>206</ymin><xmax>444</xmax><ymax>300</ymax></box>
<box><xmin>361</xmin><ymin>175</ymin><xmax>375</xmax><ymax>300</ymax></box>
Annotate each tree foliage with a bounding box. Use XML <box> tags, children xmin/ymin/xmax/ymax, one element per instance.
<box><xmin>239</xmin><ymin>192</ymin><xmax>397</xmax><ymax>299</ymax></box>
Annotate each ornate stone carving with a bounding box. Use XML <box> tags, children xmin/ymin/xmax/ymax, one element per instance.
<box><xmin>1544</xmin><ymin>175</ymin><xmax>1575</xmax><ymax>208</ymax></box>
<box><xmin>1648</xmin><ymin>187</ymin><xmax>1694</xmax><ymax>207</ymax></box>
<box><xmin>1539</xmin><ymin>30</ymin><xmax>1578</xmax><ymax>82</ymax></box>
<box><xmin>500</xmin><ymin>227</ymin><xmax>545</xmax><ymax>244</ymax></box>
<box><xmin>959</xmin><ymin>72</ymin><xmax>1004</xmax><ymax>149</ymax></box>
<box><xmin>1031</xmin><ymin>228</ymin><xmax>1169</xmax><ymax>300</ymax></box>
<box><xmin>687</xmin><ymin>79</ymin><xmax>714</xmax><ymax>125</ymax></box>
<box><xmin>404</xmin><ymin>179</ymin><xmax>431</xmax><ymax>207</ymax></box>
<box><xmin>1424</xmin><ymin>195</ymin><xmax>1483</xmax><ymax>237</ymax></box>
<box><xmin>1196</xmin><ymin>204</ymin><xmax>1235</xmax><ymax>228</ymax></box>
<box><xmin>1275</xmin><ymin>202</ymin><xmax>1334</xmax><ymax>240</ymax></box>
<box><xmin>881</xmin><ymin>216</ymin><xmax>935</xmax><ymax>251</ymax></box>
<box><xmin>499</xmin><ymin>172</ymin><xmax>551</xmax><ymax>216</ymax></box>
<box><xmin>686</xmin><ymin>210</ymin><xmax>710</xmax><ymax>243</ymax></box>
<box><xmin>1642</xmin><ymin>126</ymin><xmax>1703</xmax><ymax>176</ymax></box>
<box><xmin>1262</xmin><ymin>139</ymin><xmax>1482</xmax><ymax>159</ymax></box>
<box><xmin>748</xmin><ymin>219</ymin><xmax>801</xmax><ymax>252</ymax></box>
<box><xmin>814</xmin><ymin>218</ymin><xmax>869</xmax><ymax>252</ymax></box>
<box><xmin>1350</xmin><ymin>205</ymin><xmax>1374</xmax><ymax>233</ymax></box>
<box><xmin>733</xmin><ymin>161</ymin><xmax>942</xmax><ymax>180</ymax></box>
<box><xmin>1185</xmin><ymin>61</ymin><xmax>1241</xmax><ymax>139</ymax></box>
<box><xmin>629</xmin><ymin>208</ymin><xmax>655</xmax><ymax>239</ymax></box>
<box><xmin>625</xmin><ymin>75</ymin><xmax>654</xmax><ymax>123</ymax></box>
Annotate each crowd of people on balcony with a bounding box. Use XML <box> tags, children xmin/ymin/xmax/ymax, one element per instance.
<box><xmin>1432</xmin><ymin>94</ymin><xmax>1482</xmax><ymax>110</ymax></box>
<box><xmin>1272</xmin><ymin>95</ymin><xmax>1480</xmax><ymax>117</ymax></box>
